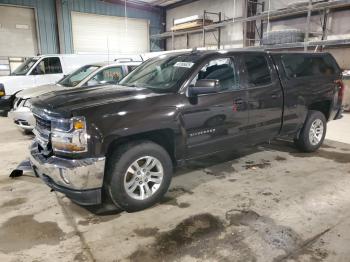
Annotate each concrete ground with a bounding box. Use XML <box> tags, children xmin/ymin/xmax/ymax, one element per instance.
<box><xmin>0</xmin><ymin>115</ymin><xmax>349</xmax><ymax>262</ymax></box>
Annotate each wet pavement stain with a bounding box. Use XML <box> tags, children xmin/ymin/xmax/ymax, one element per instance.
<box><xmin>129</xmin><ymin>213</ymin><xmax>257</xmax><ymax>262</ymax></box>
<box><xmin>159</xmin><ymin>196</ymin><xmax>190</xmax><ymax>209</ymax></box>
<box><xmin>134</xmin><ymin>227</ymin><xmax>159</xmax><ymax>237</ymax></box>
<box><xmin>290</xmin><ymin>149</ymin><xmax>350</xmax><ymax>164</ymax></box>
<box><xmin>244</xmin><ymin>160</ymin><xmax>271</xmax><ymax>170</ymax></box>
<box><xmin>0</xmin><ymin>215</ymin><xmax>64</xmax><ymax>253</ymax></box>
<box><xmin>322</xmin><ymin>144</ymin><xmax>336</xmax><ymax>149</ymax></box>
<box><xmin>77</xmin><ymin>214</ymin><xmax>120</xmax><ymax>226</ymax></box>
<box><xmin>159</xmin><ymin>186</ymin><xmax>193</xmax><ymax>208</ymax></box>
<box><xmin>275</xmin><ymin>156</ymin><xmax>287</xmax><ymax>161</ymax></box>
<box><xmin>168</xmin><ymin>186</ymin><xmax>194</xmax><ymax>196</ymax></box>
<box><xmin>225</xmin><ymin>209</ymin><xmax>329</xmax><ymax>261</ymax></box>
<box><xmin>0</xmin><ymin>197</ymin><xmax>27</xmax><ymax>208</ymax></box>
<box><xmin>73</xmin><ymin>252</ymin><xmax>89</xmax><ymax>262</ymax></box>
<box><xmin>226</xmin><ymin>209</ymin><xmax>303</xmax><ymax>252</ymax></box>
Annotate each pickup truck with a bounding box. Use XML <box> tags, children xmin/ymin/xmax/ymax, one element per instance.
<box><xmin>29</xmin><ymin>50</ymin><xmax>344</xmax><ymax>212</ymax></box>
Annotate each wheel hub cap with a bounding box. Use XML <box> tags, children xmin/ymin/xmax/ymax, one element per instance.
<box><xmin>309</xmin><ymin>119</ymin><xmax>324</xmax><ymax>146</ymax></box>
<box><xmin>123</xmin><ymin>156</ymin><xmax>164</xmax><ymax>200</ymax></box>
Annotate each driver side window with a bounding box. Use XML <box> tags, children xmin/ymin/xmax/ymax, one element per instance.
<box><xmin>87</xmin><ymin>67</ymin><xmax>124</xmax><ymax>86</ymax></box>
<box><xmin>191</xmin><ymin>58</ymin><xmax>239</xmax><ymax>91</ymax></box>
<box><xmin>32</xmin><ymin>57</ymin><xmax>62</xmax><ymax>75</ymax></box>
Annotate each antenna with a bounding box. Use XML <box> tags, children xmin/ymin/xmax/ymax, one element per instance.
<box><xmin>107</xmin><ymin>36</ymin><xmax>110</xmax><ymax>63</ymax></box>
<box><xmin>125</xmin><ymin>0</ymin><xmax>128</xmax><ymax>54</ymax></box>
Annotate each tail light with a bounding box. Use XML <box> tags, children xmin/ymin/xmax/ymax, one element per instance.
<box><xmin>335</xmin><ymin>79</ymin><xmax>345</xmax><ymax>103</ymax></box>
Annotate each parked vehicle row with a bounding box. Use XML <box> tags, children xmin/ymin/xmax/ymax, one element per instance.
<box><xmin>0</xmin><ymin>53</ymin><xmax>143</xmax><ymax>113</ymax></box>
<box><xmin>8</xmin><ymin>61</ymin><xmax>141</xmax><ymax>131</ymax></box>
<box><xmin>27</xmin><ymin>49</ymin><xmax>344</xmax><ymax>212</ymax></box>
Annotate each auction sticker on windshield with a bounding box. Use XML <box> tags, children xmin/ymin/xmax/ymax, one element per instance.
<box><xmin>174</xmin><ymin>62</ymin><xmax>194</xmax><ymax>68</ymax></box>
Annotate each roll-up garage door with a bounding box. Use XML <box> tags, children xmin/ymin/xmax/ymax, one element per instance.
<box><xmin>71</xmin><ymin>12</ymin><xmax>149</xmax><ymax>54</ymax></box>
<box><xmin>0</xmin><ymin>5</ymin><xmax>38</xmax><ymax>57</ymax></box>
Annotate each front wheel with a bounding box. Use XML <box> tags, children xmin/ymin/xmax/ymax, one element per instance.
<box><xmin>104</xmin><ymin>141</ymin><xmax>173</xmax><ymax>212</ymax></box>
<box><xmin>294</xmin><ymin>110</ymin><xmax>327</xmax><ymax>152</ymax></box>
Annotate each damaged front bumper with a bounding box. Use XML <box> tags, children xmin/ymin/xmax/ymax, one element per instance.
<box><xmin>8</xmin><ymin>107</ymin><xmax>35</xmax><ymax>130</ymax></box>
<box><xmin>29</xmin><ymin>141</ymin><xmax>106</xmax><ymax>206</ymax></box>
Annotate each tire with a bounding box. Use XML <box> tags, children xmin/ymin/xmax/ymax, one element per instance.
<box><xmin>294</xmin><ymin>110</ymin><xmax>327</xmax><ymax>152</ymax></box>
<box><xmin>104</xmin><ymin>140</ymin><xmax>173</xmax><ymax>212</ymax></box>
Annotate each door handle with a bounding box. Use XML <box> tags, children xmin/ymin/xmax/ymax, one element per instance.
<box><xmin>271</xmin><ymin>94</ymin><xmax>278</xmax><ymax>99</ymax></box>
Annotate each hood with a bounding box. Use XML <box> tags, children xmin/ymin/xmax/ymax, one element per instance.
<box><xmin>16</xmin><ymin>84</ymin><xmax>67</xmax><ymax>99</ymax></box>
<box><xmin>0</xmin><ymin>75</ymin><xmax>27</xmax><ymax>93</ymax></box>
<box><xmin>31</xmin><ymin>85</ymin><xmax>163</xmax><ymax>117</ymax></box>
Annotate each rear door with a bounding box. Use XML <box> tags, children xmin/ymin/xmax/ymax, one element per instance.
<box><xmin>241</xmin><ymin>53</ymin><xmax>283</xmax><ymax>143</ymax></box>
<box><xmin>275</xmin><ymin>53</ymin><xmax>341</xmax><ymax>135</ymax></box>
<box><xmin>181</xmin><ymin>55</ymin><xmax>249</xmax><ymax>159</ymax></box>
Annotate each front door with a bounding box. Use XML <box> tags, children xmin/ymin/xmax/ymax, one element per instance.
<box><xmin>181</xmin><ymin>56</ymin><xmax>249</xmax><ymax>159</ymax></box>
<box><xmin>31</xmin><ymin>57</ymin><xmax>64</xmax><ymax>86</ymax></box>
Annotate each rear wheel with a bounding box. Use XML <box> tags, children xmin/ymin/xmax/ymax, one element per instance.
<box><xmin>104</xmin><ymin>141</ymin><xmax>173</xmax><ymax>212</ymax></box>
<box><xmin>294</xmin><ymin>110</ymin><xmax>327</xmax><ymax>152</ymax></box>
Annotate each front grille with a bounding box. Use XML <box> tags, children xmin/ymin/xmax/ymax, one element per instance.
<box><xmin>33</xmin><ymin>113</ymin><xmax>52</xmax><ymax>156</ymax></box>
<box><xmin>34</xmin><ymin>115</ymin><xmax>51</xmax><ymax>132</ymax></box>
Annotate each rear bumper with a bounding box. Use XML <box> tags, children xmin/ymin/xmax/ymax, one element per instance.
<box><xmin>8</xmin><ymin>107</ymin><xmax>35</xmax><ymax>130</ymax></box>
<box><xmin>29</xmin><ymin>141</ymin><xmax>106</xmax><ymax>206</ymax></box>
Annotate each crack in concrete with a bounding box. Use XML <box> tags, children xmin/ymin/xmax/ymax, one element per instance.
<box><xmin>54</xmin><ymin>192</ymin><xmax>96</xmax><ymax>262</ymax></box>
<box><xmin>274</xmin><ymin>227</ymin><xmax>331</xmax><ymax>262</ymax></box>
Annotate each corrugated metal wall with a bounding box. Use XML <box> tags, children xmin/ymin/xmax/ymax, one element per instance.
<box><xmin>0</xmin><ymin>0</ymin><xmax>164</xmax><ymax>55</ymax></box>
<box><xmin>0</xmin><ymin>0</ymin><xmax>58</xmax><ymax>54</ymax></box>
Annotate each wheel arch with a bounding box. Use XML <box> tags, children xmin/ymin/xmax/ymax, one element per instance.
<box><xmin>104</xmin><ymin>129</ymin><xmax>177</xmax><ymax>166</ymax></box>
<box><xmin>308</xmin><ymin>100</ymin><xmax>332</xmax><ymax>121</ymax></box>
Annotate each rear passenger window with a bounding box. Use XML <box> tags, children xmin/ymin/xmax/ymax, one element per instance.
<box><xmin>281</xmin><ymin>54</ymin><xmax>337</xmax><ymax>78</ymax></box>
<box><xmin>244</xmin><ymin>54</ymin><xmax>272</xmax><ymax>86</ymax></box>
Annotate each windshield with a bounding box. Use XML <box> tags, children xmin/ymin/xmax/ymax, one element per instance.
<box><xmin>11</xmin><ymin>58</ymin><xmax>38</xmax><ymax>76</ymax></box>
<box><xmin>58</xmin><ymin>65</ymin><xmax>100</xmax><ymax>87</ymax></box>
<box><xmin>119</xmin><ymin>53</ymin><xmax>201</xmax><ymax>92</ymax></box>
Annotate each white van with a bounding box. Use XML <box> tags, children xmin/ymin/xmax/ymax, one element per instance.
<box><xmin>0</xmin><ymin>54</ymin><xmax>142</xmax><ymax>113</ymax></box>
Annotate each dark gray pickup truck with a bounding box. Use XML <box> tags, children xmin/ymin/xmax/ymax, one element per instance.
<box><xmin>29</xmin><ymin>50</ymin><xmax>344</xmax><ymax>212</ymax></box>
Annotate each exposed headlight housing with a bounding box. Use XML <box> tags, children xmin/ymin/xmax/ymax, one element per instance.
<box><xmin>51</xmin><ymin>116</ymin><xmax>88</xmax><ymax>153</ymax></box>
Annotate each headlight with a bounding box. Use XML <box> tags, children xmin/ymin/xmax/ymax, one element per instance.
<box><xmin>51</xmin><ymin>116</ymin><xmax>88</xmax><ymax>153</ymax></box>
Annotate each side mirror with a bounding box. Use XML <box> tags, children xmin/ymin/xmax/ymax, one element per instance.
<box><xmin>189</xmin><ymin>79</ymin><xmax>220</xmax><ymax>96</ymax></box>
